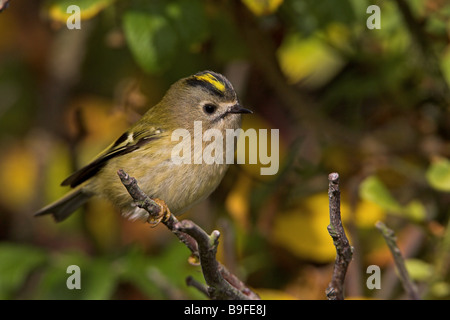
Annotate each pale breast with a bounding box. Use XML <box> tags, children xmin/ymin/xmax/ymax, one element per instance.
<box><xmin>86</xmin><ymin>147</ymin><xmax>230</xmax><ymax>216</ymax></box>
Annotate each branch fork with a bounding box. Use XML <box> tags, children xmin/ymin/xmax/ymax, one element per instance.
<box><xmin>117</xmin><ymin>169</ymin><xmax>259</xmax><ymax>300</ymax></box>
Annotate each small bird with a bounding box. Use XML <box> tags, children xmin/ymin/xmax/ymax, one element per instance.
<box><xmin>35</xmin><ymin>71</ymin><xmax>251</xmax><ymax>222</ymax></box>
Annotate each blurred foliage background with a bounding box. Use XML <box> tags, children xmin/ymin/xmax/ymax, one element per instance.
<box><xmin>0</xmin><ymin>0</ymin><xmax>449</xmax><ymax>300</ymax></box>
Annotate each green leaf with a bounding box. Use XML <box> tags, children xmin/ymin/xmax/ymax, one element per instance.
<box><xmin>166</xmin><ymin>0</ymin><xmax>209</xmax><ymax>49</ymax></box>
<box><xmin>359</xmin><ymin>176</ymin><xmax>402</xmax><ymax>213</ymax></box>
<box><xmin>277</xmin><ymin>32</ymin><xmax>345</xmax><ymax>87</ymax></box>
<box><xmin>426</xmin><ymin>157</ymin><xmax>450</xmax><ymax>192</ymax></box>
<box><xmin>116</xmin><ymin>247</ymin><xmax>165</xmax><ymax>299</ymax></box>
<box><xmin>359</xmin><ymin>175</ymin><xmax>426</xmax><ymax>222</ymax></box>
<box><xmin>282</xmin><ymin>0</ymin><xmax>356</xmax><ymax>36</ymax></box>
<box><xmin>211</xmin><ymin>15</ymin><xmax>248</xmax><ymax>62</ymax></box>
<box><xmin>117</xmin><ymin>243</ymin><xmax>205</xmax><ymax>299</ymax></box>
<box><xmin>430</xmin><ymin>281</ymin><xmax>450</xmax><ymax>298</ymax></box>
<box><xmin>35</xmin><ymin>252</ymin><xmax>85</xmax><ymax>299</ymax></box>
<box><xmin>36</xmin><ymin>252</ymin><xmax>117</xmax><ymax>300</ymax></box>
<box><xmin>405</xmin><ymin>259</ymin><xmax>433</xmax><ymax>281</ymax></box>
<box><xmin>123</xmin><ymin>10</ymin><xmax>177</xmax><ymax>73</ymax></box>
<box><xmin>0</xmin><ymin>243</ymin><xmax>47</xmax><ymax>299</ymax></box>
<box><xmin>403</xmin><ymin>200</ymin><xmax>426</xmax><ymax>223</ymax></box>
<box><xmin>81</xmin><ymin>258</ymin><xmax>117</xmax><ymax>300</ymax></box>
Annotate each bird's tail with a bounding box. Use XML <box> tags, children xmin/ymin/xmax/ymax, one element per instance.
<box><xmin>34</xmin><ymin>187</ymin><xmax>92</xmax><ymax>222</ymax></box>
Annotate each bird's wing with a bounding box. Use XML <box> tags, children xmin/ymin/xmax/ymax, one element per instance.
<box><xmin>61</xmin><ymin>128</ymin><xmax>162</xmax><ymax>188</ymax></box>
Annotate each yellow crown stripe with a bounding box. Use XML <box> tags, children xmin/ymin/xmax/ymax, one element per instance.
<box><xmin>194</xmin><ymin>73</ymin><xmax>226</xmax><ymax>93</ymax></box>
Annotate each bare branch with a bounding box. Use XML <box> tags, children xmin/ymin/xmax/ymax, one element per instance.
<box><xmin>375</xmin><ymin>221</ymin><xmax>420</xmax><ymax>300</ymax></box>
<box><xmin>326</xmin><ymin>172</ymin><xmax>353</xmax><ymax>300</ymax></box>
<box><xmin>186</xmin><ymin>276</ymin><xmax>209</xmax><ymax>297</ymax></box>
<box><xmin>117</xmin><ymin>169</ymin><xmax>259</xmax><ymax>300</ymax></box>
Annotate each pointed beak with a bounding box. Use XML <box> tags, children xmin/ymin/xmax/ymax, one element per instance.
<box><xmin>228</xmin><ymin>104</ymin><xmax>253</xmax><ymax>114</ymax></box>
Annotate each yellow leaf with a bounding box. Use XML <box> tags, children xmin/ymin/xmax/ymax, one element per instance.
<box><xmin>354</xmin><ymin>198</ymin><xmax>385</xmax><ymax>228</ymax></box>
<box><xmin>46</xmin><ymin>0</ymin><xmax>115</xmax><ymax>23</ymax></box>
<box><xmin>405</xmin><ymin>258</ymin><xmax>433</xmax><ymax>281</ymax></box>
<box><xmin>430</xmin><ymin>281</ymin><xmax>450</xmax><ymax>298</ymax></box>
<box><xmin>0</xmin><ymin>144</ymin><xmax>39</xmax><ymax>210</ymax></box>
<box><xmin>43</xmin><ymin>141</ymin><xmax>73</xmax><ymax>202</ymax></box>
<box><xmin>225</xmin><ymin>174</ymin><xmax>253</xmax><ymax>230</ymax></box>
<box><xmin>272</xmin><ymin>193</ymin><xmax>350</xmax><ymax>263</ymax></box>
<box><xmin>242</xmin><ymin>0</ymin><xmax>283</xmax><ymax>16</ymax></box>
<box><xmin>277</xmin><ymin>32</ymin><xmax>345</xmax><ymax>88</ymax></box>
<box><xmin>426</xmin><ymin>156</ymin><xmax>450</xmax><ymax>192</ymax></box>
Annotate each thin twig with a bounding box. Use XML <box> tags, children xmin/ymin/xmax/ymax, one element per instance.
<box><xmin>326</xmin><ymin>173</ymin><xmax>353</xmax><ymax>300</ymax></box>
<box><xmin>186</xmin><ymin>276</ymin><xmax>209</xmax><ymax>297</ymax></box>
<box><xmin>117</xmin><ymin>169</ymin><xmax>259</xmax><ymax>300</ymax></box>
<box><xmin>175</xmin><ymin>220</ymin><xmax>253</xmax><ymax>300</ymax></box>
<box><xmin>375</xmin><ymin>221</ymin><xmax>420</xmax><ymax>300</ymax></box>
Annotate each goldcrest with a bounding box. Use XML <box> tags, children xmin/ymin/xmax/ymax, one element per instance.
<box><xmin>35</xmin><ymin>71</ymin><xmax>251</xmax><ymax>222</ymax></box>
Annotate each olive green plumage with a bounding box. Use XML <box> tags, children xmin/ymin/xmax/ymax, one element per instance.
<box><xmin>35</xmin><ymin>71</ymin><xmax>251</xmax><ymax>222</ymax></box>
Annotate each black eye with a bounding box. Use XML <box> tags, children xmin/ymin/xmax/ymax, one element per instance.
<box><xmin>203</xmin><ymin>104</ymin><xmax>217</xmax><ymax>115</ymax></box>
